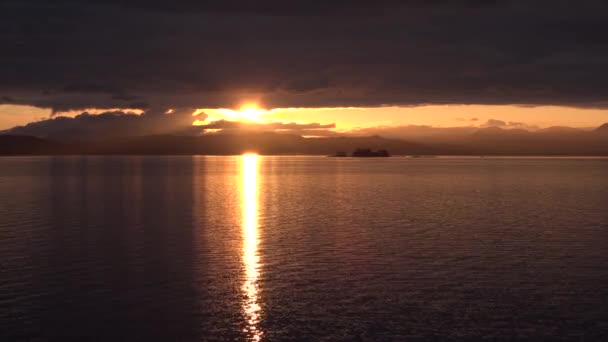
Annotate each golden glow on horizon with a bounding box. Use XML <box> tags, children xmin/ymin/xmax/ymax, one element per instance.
<box><xmin>190</xmin><ymin>105</ymin><xmax>608</xmax><ymax>131</ymax></box>
<box><xmin>240</xmin><ymin>153</ymin><xmax>263</xmax><ymax>341</ymax></box>
<box><xmin>251</xmin><ymin>105</ymin><xmax>608</xmax><ymax>130</ymax></box>
<box><xmin>2</xmin><ymin>104</ymin><xmax>608</xmax><ymax>131</ymax></box>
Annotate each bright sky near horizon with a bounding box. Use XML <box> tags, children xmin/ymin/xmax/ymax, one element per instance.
<box><xmin>2</xmin><ymin>104</ymin><xmax>608</xmax><ymax>131</ymax></box>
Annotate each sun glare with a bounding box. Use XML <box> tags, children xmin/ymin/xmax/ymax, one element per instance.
<box><xmin>240</xmin><ymin>153</ymin><xmax>263</xmax><ymax>341</ymax></box>
<box><xmin>238</xmin><ymin>103</ymin><xmax>265</xmax><ymax>122</ymax></box>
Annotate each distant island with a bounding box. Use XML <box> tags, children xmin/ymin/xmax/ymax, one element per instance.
<box><xmin>352</xmin><ymin>149</ymin><xmax>390</xmax><ymax>157</ymax></box>
<box><xmin>330</xmin><ymin>149</ymin><xmax>390</xmax><ymax>157</ymax></box>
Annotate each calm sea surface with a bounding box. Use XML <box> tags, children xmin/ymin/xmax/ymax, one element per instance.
<box><xmin>1</xmin><ymin>156</ymin><xmax>607</xmax><ymax>341</ymax></box>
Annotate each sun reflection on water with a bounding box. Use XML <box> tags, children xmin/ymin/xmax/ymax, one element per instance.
<box><xmin>241</xmin><ymin>153</ymin><xmax>262</xmax><ymax>341</ymax></box>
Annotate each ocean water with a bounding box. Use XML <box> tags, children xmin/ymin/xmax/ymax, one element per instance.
<box><xmin>1</xmin><ymin>156</ymin><xmax>607</xmax><ymax>341</ymax></box>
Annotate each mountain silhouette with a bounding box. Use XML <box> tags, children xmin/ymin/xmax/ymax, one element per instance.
<box><xmin>1</xmin><ymin>124</ymin><xmax>607</xmax><ymax>156</ymax></box>
<box><xmin>595</xmin><ymin>123</ymin><xmax>608</xmax><ymax>132</ymax></box>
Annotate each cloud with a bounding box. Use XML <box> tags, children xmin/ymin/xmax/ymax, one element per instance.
<box><xmin>456</xmin><ymin>117</ymin><xmax>481</xmax><ymax>122</ymax></box>
<box><xmin>484</xmin><ymin>119</ymin><xmax>508</xmax><ymax>127</ymax></box>
<box><xmin>347</xmin><ymin>124</ymin><xmax>479</xmax><ymax>142</ymax></box>
<box><xmin>2</xmin><ymin>107</ymin><xmax>337</xmax><ymax>140</ymax></box>
<box><xmin>1</xmin><ymin>1</ymin><xmax>608</xmax><ymax>112</ymax></box>
<box><xmin>197</xmin><ymin>119</ymin><xmax>335</xmax><ymax>132</ymax></box>
<box><xmin>4</xmin><ymin>108</ymin><xmax>205</xmax><ymax>140</ymax></box>
<box><xmin>482</xmin><ymin>119</ymin><xmax>539</xmax><ymax>130</ymax></box>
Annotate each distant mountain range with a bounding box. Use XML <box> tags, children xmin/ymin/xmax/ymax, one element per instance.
<box><xmin>1</xmin><ymin>124</ymin><xmax>608</xmax><ymax>156</ymax></box>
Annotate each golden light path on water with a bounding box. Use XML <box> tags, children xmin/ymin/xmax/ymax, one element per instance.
<box><xmin>241</xmin><ymin>153</ymin><xmax>263</xmax><ymax>341</ymax></box>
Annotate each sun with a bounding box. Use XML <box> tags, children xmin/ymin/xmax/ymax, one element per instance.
<box><xmin>238</xmin><ymin>103</ymin><xmax>265</xmax><ymax>122</ymax></box>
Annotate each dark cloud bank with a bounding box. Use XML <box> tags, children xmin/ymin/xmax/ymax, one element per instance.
<box><xmin>5</xmin><ymin>108</ymin><xmax>205</xmax><ymax>140</ymax></box>
<box><xmin>2</xmin><ymin>109</ymin><xmax>337</xmax><ymax>140</ymax></box>
<box><xmin>2</xmin><ymin>0</ymin><xmax>608</xmax><ymax>112</ymax></box>
<box><xmin>2</xmin><ymin>1</ymin><xmax>608</xmax><ymax>155</ymax></box>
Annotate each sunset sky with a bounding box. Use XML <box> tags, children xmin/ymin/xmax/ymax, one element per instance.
<box><xmin>2</xmin><ymin>103</ymin><xmax>607</xmax><ymax>132</ymax></box>
<box><xmin>2</xmin><ymin>1</ymin><xmax>608</xmax><ymax>136</ymax></box>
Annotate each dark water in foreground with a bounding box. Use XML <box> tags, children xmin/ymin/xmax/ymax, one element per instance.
<box><xmin>1</xmin><ymin>156</ymin><xmax>607</xmax><ymax>341</ymax></box>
